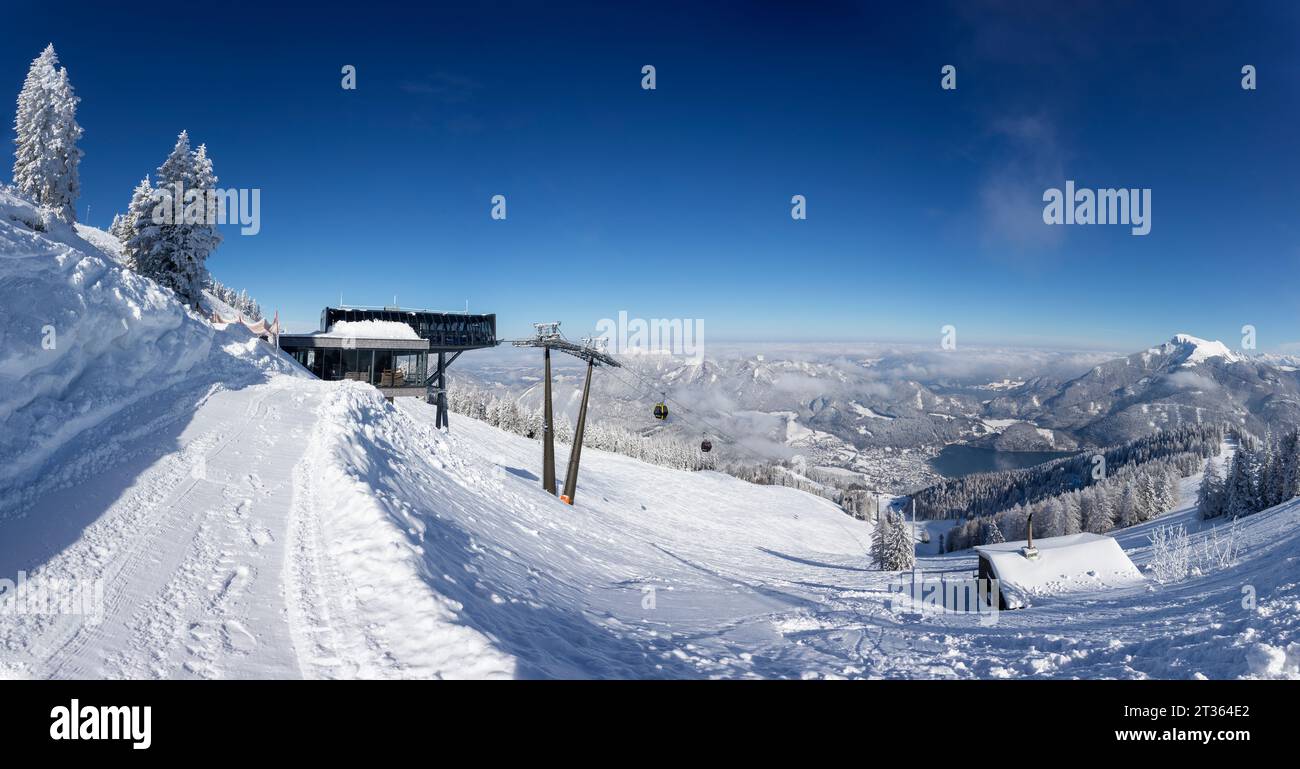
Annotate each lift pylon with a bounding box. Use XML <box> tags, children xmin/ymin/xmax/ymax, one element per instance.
<box><xmin>512</xmin><ymin>325</ymin><xmax>620</xmax><ymax>504</ymax></box>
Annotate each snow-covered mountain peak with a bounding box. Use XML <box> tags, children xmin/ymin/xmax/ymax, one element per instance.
<box><xmin>1165</xmin><ymin>333</ymin><xmax>1241</xmax><ymax>365</ymax></box>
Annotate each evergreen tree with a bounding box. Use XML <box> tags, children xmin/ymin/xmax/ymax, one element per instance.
<box><xmin>1259</xmin><ymin>436</ymin><xmax>1281</xmax><ymax>509</ymax></box>
<box><xmin>188</xmin><ymin>143</ymin><xmax>222</xmax><ymax>261</ymax></box>
<box><xmin>1197</xmin><ymin>458</ymin><xmax>1225</xmax><ymax>519</ymax></box>
<box><xmin>130</xmin><ymin>131</ymin><xmax>222</xmax><ymax>303</ymax></box>
<box><xmin>1117</xmin><ymin>484</ymin><xmax>1142</xmax><ymax>528</ymax></box>
<box><xmin>892</xmin><ymin>513</ymin><xmax>916</xmax><ymax>570</ymax></box>
<box><xmin>1062</xmin><ymin>493</ymin><xmax>1083</xmax><ymax>535</ymax></box>
<box><xmin>121</xmin><ymin>176</ymin><xmax>158</xmax><ymax>273</ymax></box>
<box><xmin>874</xmin><ymin>513</ymin><xmax>915</xmax><ymax>571</ymax></box>
<box><xmin>108</xmin><ymin>212</ymin><xmax>129</xmax><ymax>243</ymax></box>
<box><xmin>1091</xmin><ymin>485</ymin><xmax>1117</xmax><ymax>532</ymax></box>
<box><xmin>1280</xmin><ymin>431</ymin><xmax>1300</xmax><ymax>502</ymax></box>
<box><xmin>869</xmin><ymin>513</ymin><xmax>887</xmax><ymax>568</ymax></box>
<box><xmin>1224</xmin><ymin>449</ymin><xmax>1252</xmax><ymax>518</ymax></box>
<box><xmin>1040</xmin><ymin>498</ymin><xmax>1065</xmax><ymax>538</ymax></box>
<box><xmin>12</xmin><ymin>44</ymin><xmax>83</xmax><ymax>221</ymax></box>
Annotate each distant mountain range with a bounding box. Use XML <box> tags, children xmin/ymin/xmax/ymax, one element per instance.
<box><xmin>988</xmin><ymin>334</ymin><xmax>1300</xmax><ymax>445</ymax></box>
<box><xmin>452</xmin><ymin>335</ymin><xmax>1299</xmax><ymax>489</ymax></box>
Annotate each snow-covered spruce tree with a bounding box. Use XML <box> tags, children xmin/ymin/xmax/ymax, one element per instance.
<box><xmin>886</xmin><ymin>513</ymin><xmax>916</xmax><ymax>571</ymax></box>
<box><xmin>132</xmin><ymin>131</ymin><xmax>222</xmax><ymax>304</ymax></box>
<box><xmin>1117</xmin><ymin>484</ymin><xmax>1142</xmax><ymax>528</ymax></box>
<box><xmin>189</xmin><ymin>143</ymin><xmax>222</xmax><ymax>263</ymax></box>
<box><xmin>1080</xmin><ymin>486</ymin><xmax>1113</xmax><ymax>533</ymax></box>
<box><xmin>981</xmin><ymin>518</ymin><xmax>1005</xmax><ymax>544</ymax></box>
<box><xmin>871</xmin><ymin>513</ymin><xmax>914</xmax><ymax>571</ymax></box>
<box><xmin>1260</xmin><ymin>431</ymin><xmax>1299</xmax><ymax>509</ymax></box>
<box><xmin>108</xmin><ymin>212</ymin><xmax>130</xmax><ymax>243</ymax></box>
<box><xmin>12</xmin><ymin>44</ymin><xmax>83</xmax><ymax>222</ymax></box>
<box><xmin>1197</xmin><ymin>458</ymin><xmax>1225</xmax><ymax>520</ymax></box>
<box><xmin>1224</xmin><ymin>446</ymin><xmax>1260</xmax><ymax>518</ymax></box>
<box><xmin>869</xmin><ymin>513</ymin><xmax>887</xmax><ymax>567</ymax></box>
<box><xmin>1280</xmin><ymin>431</ymin><xmax>1300</xmax><ymax>502</ymax></box>
<box><xmin>121</xmin><ymin>176</ymin><xmax>158</xmax><ymax>272</ymax></box>
<box><xmin>1062</xmin><ymin>492</ymin><xmax>1083</xmax><ymax>535</ymax></box>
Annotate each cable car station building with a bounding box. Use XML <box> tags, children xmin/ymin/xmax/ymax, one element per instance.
<box><xmin>278</xmin><ymin>306</ymin><xmax>498</xmax><ymax>427</ymax></box>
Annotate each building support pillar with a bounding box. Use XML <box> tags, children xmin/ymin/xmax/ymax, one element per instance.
<box><xmin>436</xmin><ymin>351</ymin><xmax>449</xmax><ymax>429</ymax></box>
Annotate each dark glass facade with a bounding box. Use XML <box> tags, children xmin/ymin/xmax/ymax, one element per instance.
<box><xmin>289</xmin><ymin>347</ymin><xmax>426</xmax><ymax>387</ymax></box>
<box><xmin>319</xmin><ymin>307</ymin><xmax>496</xmax><ymax>350</ymax></box>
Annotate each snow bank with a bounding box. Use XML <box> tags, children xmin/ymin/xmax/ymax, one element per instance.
<box><xmin>976</xmin><ymin>533</ymin><xmax>1144</xmax><ymax>609</ymax></box>
<box><xmin>316</xmin><ymin>319</ymin><xmax>420</xmax><ymax>340</ymax></box>
<box><xmin>291</xmin><ymin>383</ymin><xmax>516</xmax><ymax>678</ymax></box>
<box><xmin>0</xmin><ymin>187</ymin><xmax>300</xmax><ymax>509</ymax></box>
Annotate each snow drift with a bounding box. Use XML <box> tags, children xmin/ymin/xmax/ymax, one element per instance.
<box><xmin>0</xmin><ymin>187</ymin><xmax>298</xmax><ymax>510</ymax></box>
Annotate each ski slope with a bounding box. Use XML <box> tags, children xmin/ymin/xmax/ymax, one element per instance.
<box><xmin>1</xmin><ymin>187</ymin><xmax>1297</xmax><ymax>679</ymax></box>
<box><xmin>4</xmin><ymin>372</ymin><xmax>1297</xmax><ymax>679</ymax></box>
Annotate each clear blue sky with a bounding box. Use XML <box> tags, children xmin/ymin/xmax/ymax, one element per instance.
<box><xmin>4</xmin><ymin>1</ymin><xmax>1298</xmax><ymax>350</ymax></box>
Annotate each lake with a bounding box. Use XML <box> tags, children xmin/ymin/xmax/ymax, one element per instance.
<box><xmin>929</xmin><ymin>444</ymin><xmax>1076</xmax><ymax>478</ymax></box>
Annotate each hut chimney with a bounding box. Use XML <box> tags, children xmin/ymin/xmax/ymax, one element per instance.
<box><xmin>1021</xmin><ymin>513</ymin><xmax>1040</xmax><ymax>560</ymax></box>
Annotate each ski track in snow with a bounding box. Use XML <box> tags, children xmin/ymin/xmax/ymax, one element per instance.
<box><xmin>0</xmin><ymin>381</ymin><xmax>314</xmax><ymax>678</ymax></box>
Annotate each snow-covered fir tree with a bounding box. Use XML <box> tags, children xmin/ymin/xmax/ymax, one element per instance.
<box><xmin>886</xmin><ymin>513</ymin><xmax>916</xmax><ymax>571</ymax></box>
<box><xmin>1224</xmin><ymin>445</ymin><xmax>1259</xmax><ymax>519</ymax></box>
<box><xmin>1116</xmin><ymin>484</ymin><xmax>1142</xmax><ymax>528</ymax></box>
<box><xmin>1197</xmin><ymin>457</ymin><xmax>1225</xmax><ymax>519</ymax></box>
<box><xmin>1080</xmin><ymin>486</ymin><xmax>1113</xmax><ymax>533</ymax></box>
<box><xmin>872</xmin><ymin>513</ymin><xmax>914</xmax><ymax>571</ymax></box>
<box><xmin>868</xmin><ymin>513</ymin><xmax>886</xmax><ymax>569</ymax></box>
<box><xmin>120</xmin><ymin>176</ymin><xmax>157</xmax><ymax>273</ymax></box>
<box><xmin>12</xmin><ymin>44</ymin><xmax>83</xmax><ymax>222</ymax></box>
<box><xmin>1278</xmin><ymin>431</ymin><xmax>1300</xmax><ymax>502</ymax></box>
<box><xmin>127</xmin><ymin>131</ymin><xmax>222</xmax><ymax>303</ymax></box>
<box><xmin>188</xmin><ymin>143</ymin><xmax>222</xmax><ymax>260</ymax></box>
<box><xmin>108</xmin><ymin>212</ymin><xmax>129</xmax><ymax>242</ymax></box>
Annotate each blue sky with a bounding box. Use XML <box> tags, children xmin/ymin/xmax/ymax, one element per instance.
<box><xmin>3</xmin><ymin>1</ymin><xmax>1298</xmax><ymax>350</ymax></box>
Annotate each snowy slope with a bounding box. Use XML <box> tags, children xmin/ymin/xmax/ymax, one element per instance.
<box><xmin>10</xmin><ymin>372</ymin><xmax>1294</xmax><ymax>679</ymax></box>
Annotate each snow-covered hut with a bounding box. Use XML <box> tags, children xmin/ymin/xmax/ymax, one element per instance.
<box><xmin>975</xmin><ymin>532</ymin><xmax>1144</xmax><ymax>609</ymax></box>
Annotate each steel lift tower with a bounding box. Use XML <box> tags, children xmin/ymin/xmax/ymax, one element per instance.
<box><xmin>512</xmin><ymin>323</ymin><xmax>621</xmax><ymax>504</ymax></box>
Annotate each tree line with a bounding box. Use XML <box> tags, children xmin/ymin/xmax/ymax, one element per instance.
<box><xmin>446</xmin><ymin>383</ymin><xmax>715</xmax><ymax>471</ymax></box>
<box><xmin>1198</xmin><ymin>430</ymin><xmax>1300</xmax><ymax>520</ymax></box>
<box><xmin>913</xmin><ymin>424</ymin><xmax>1225</xmax><ymax>521</ymax></box>
<box><xmin>942</xmin><ymin>452</ymin><xmax>1199</xmax><ymax>551</ymax></box>
<box><xmin>204</xmin><ymin>277</ymin><xmax>263</xmax><ymax>321</ymax></box>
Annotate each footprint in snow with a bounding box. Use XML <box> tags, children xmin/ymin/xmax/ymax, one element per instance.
<box><xmin>220</xmin><ymin>620</ymin><xmax>257</xmax><ymax>653</ymax></box>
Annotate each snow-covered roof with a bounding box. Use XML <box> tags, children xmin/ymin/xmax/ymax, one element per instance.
<box><xmin>314</xmin><ymin>319</ymin><xmax>421</xmax><ymax>340</ymax></box>
<box><xmin>976</xmin><ymin>532</ymin><xmax>1143</xmax><ymax>609</ymax></box>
